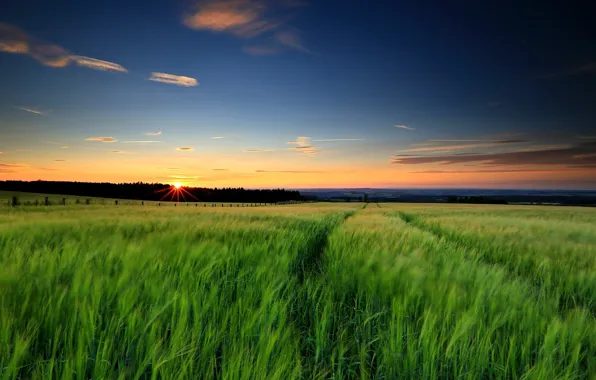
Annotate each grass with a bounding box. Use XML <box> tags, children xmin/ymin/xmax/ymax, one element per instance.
<box><xmin>1</xmin><ymin>202</ymin><xmax>595</xmax><ymax>379</ymax></box>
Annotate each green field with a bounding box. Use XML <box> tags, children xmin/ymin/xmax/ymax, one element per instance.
<box><xmin>1</xmin><ymin>202</ymin><xmax>595</xmax><ymax>379</ymax></box>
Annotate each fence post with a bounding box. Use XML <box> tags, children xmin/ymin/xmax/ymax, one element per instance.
<box><xmin>11</xmin><ymin>196</ymin><xmax>18</xmax><ymax>207</ymax></box>
<box><xmin>86</xmin><ymin>199</ymin><xmax>91</xmax><ymax>205</ymax></box>
<box><xmin>115</xmin><ymin>200</ymin><xmax>119</xmax><ymax>206</ymax></box>
<box><xmin>62</xmin><ymin>198</ymin><xmax>66</xmax><ymax>206</ymax></box>
<box><xmin>142</xmin><ymin>201</ymin><xmax>144</xmax><ymax>206</ymax></box>
<box><xmin>158</xmin><ymin>202</ymin><xmax>161</xmax><ymax>206</ymax></box>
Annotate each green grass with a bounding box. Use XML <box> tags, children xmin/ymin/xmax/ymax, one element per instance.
<box><xmin>1</xmin><ymin>203</ymin><xmax>595</xmax><ymax>379</ymax></box>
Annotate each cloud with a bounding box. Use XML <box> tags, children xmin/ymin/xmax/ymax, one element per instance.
<box><xmin>62</xmin><ymin>146</ymin><xmax>69</xmax><ymax>149</ymax></box>
<box><xmin>243</xmin><ymin>45</ymin><xmax>281</xmax><ymax>55</ymax></box>
<box><xmin>183</xmin><ymin>0</ymin><xmax>271</xmax><ymax>36</ymax></box>
<box><xmin>395</xmin><ymin>125</ymin><xmax>415</xmax><ymax>130</ymax></box>
<box><xmin>392</xmin><ymin>141</ymin><xmax>596</xmax><ymax>168</ymax></box>
<box><xmin>567</xmin><ymin>62</ymin><xmax>596</xmax><ymax>76</ymax></box>
<box><xmin>255</xmin><ymin>169</ymin><xmax>322</xmax><ymax>173</ymax></box>
<box><xmin>111</xmin><ymin>150</ymin><xmax>125</xmax><ymax>154</ymax></box>
<box><xmin>287</xmin><ymin>136</ymin><xmax>318</xmax><ymax>155</ymax></box>
<box><xmin>183</xmin><ymin>0</ymin><xmax>309</xmax><ymax>55</ymax></box>
<box><xmin>121</xmin><ymin>140</ymin><xmax>160</xmax><ymax>143</ymax></box>
<box><xmin>274</xmin><ymin>30</ymin><xmax>310</xmax><ymax>53</ymax></box>
<box><xmin>211</xmin><ymin>136</ymin><xmax>225</xmax><ymax>139</ymax></box>
<box><xmin>38</xmin><ymin>167</ymin><xmax>59</xmax><ymax>171</ymax></box>
<box><xmin>86</xmin><ymin>136</ymin><xmax>117</xmax><ymax>143</ymax></box>
<box><xmin>176</xmin><ymin>147</ymin><xmax>194</xmax><ymax>151</ymax></box>
<box><xmin>0</xmin><ymin>163</ymin><xmax>27</xmax><ymax>168</ymax></box>
<box><xmin>400</xmin><ymin>140</ymin><xmax>525</xmax><ymax>153</ymax></box>
<box><xmin>70</xmin><ymin>55</ymin><xmax>127</xmax><ymax>73</ymax></box>
<box><xmin>149</xmin><ymin>72</ymin><xmax>198</xmax><ymax>87</ymax></box>
<box><xmin>1</xmin><ymin>23</ymin><xmax>126</xmax><ymax>72</ymax></box>
<box><xmin>54</xmin><ymin>159</ymin><xmax>66</xmax><ymax>162</ymax></box>
<box><xmin>0</xmin><ymin>23</ymin><xmax>71</xmax><ymax>68</ymax></box>
<box><xmin>145</xmin><ymin>130</ymin><xmax>162</xmax><ymax>136</ymax></box>
<box><xmin>18</xmin><ymin>107</ymin><xmax>45</xmax><ymax>116</ymax></box>
<box><xmin>211</xmin><ymin>168</ymin><xmax>229</xmax><ymax>171</ymax></box>
<box><xmin>314</xmin><ymin>138</ymin><xmax>363</xmax><ymax>142</ymax></box>
<box><xmin>410</xmin><ymin>168</ymin><xmax>574</xmax><ymax>174</ymax></box>
<box><xmin>541</xmin><ymin>62</ymin><xmax>596</xmax><ymax>79</ymax></box>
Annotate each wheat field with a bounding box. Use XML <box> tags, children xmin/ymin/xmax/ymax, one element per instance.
<box><xmin>1</xmin><ymin>202</ymin><xmax>595</xmax><ymax>379</ymax></box>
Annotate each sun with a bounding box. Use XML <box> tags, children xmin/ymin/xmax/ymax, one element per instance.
<box><xmin>174</xmin><ymin>182</ymin><xmax>182</xmax><ymax>189</ymax></box>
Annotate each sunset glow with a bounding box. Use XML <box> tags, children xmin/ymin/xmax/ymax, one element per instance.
<box><xmin>1</xmin><ymin>2</ymin><xmax>595</xmax><ymax>189</ymax></box>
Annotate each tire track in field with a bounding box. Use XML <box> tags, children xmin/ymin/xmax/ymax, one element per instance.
<box><xmin>395</xmin><ymin>211</ymin><xmax>596</xmax><ymax>317</ymax></box>
<box><xmin>288</xmin><ymin>206</ymin><xmax>362</xmax><ymax>377</ymax></box>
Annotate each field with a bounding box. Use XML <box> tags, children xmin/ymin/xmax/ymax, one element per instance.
<box><xmin>1</xmin><ymin>202</ymin><xmax>595</xmax><ymax>379</ymax></box>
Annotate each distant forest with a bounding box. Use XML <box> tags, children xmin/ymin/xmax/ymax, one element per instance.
<box><xmin>0</xmin><ymin>181</ymin><xmax>302</xmax><ymax>203</ymax></box>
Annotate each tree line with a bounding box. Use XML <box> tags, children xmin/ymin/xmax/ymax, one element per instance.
<box><xmin>0</xmin><ymin>181</ymin><xmax>302</xmax><ymax>203</ymax></box>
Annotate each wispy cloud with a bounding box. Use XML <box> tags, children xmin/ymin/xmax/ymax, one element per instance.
<box><xmin>401</xmin><ymin>140</ymin><xmax>525</xmax><ymax>153</ymax></box>
<box><xmin>121</xmin><ymin>140</ymin><xmax>161</xmax><ymax>144</ymax></box>
<box><xmin>211</xmin><ymin>136</ymin><xmax>225</xmax><ymax>139</ymax></box>
<box><xmin>410</xmin><ymin>169</ymin><xmax>567</xmax><ymax>174</ymax></box>
<box><xmin>314</xmin><ymin>138</ymin><xmax>363</xmax><ymax>142</ymax></box>
<box><xmin>255</xmin><ymin>169</ymin><xmax>322</xmax><ymax>173</ymax></box>
<box><xmin>541</xmin><ymin>62</ymin><xmax>596</xmax><ymax>79</ymax></box>
<box><xmin>183</xmin><ymin>0</ymin><xmax>308</xmax><ymax>55</ymax></box>
<box><xmin>54</xmin><ymin>159</ymin><xmax>66</xmax><ymax>162</ymax></box>
<box><xmin>395</xmin><ymin>124</ymin><xmax>415</xmax><ymax>130</ymax></box>
<box><xmin>149</xmin><ymin>72</ymin><xmax>198</xmax><ymax>87</ymax></box>
<box><xmin>70</xmin><ymin>55</ymin><xmax>127</xmax><ymax>73</ymax></box>
<box><xmin>243</xmin><ymin>45</ymin><xmax>281</xmax><ymax>55</ymax></box>
<box><xmin>61</xmin><ymin>146</ymin><xmax>69</xmax><ymax>149</ymax></box>
<box><xmin>211</xmin><ymin>168</ymin><xmax>229</xmax><ymax>171</ymax></box>
<box><xmin>38</xmin><ymin>167</ymin><xmax>59</xmax><ymax>171</ymax></box>
<box><xmin>0</xmin><ymin>163</ymin><xmax>26</xmax><ymax>173</ymax></box>
<box><xmin>274</xmin><ymin>30</ymin><xmax>310</xmax><ymax>53</ymax></box>
<box><xmin>145</xmin><ymin>130</ymin><xmax>162</xmax><ymax>136</ymax></box>
<box><xmin>176</xmin><ymin>147</ymin><xmax>194</xmax><ymax>151</ymax></box>
<box><xmin>85</xmin><ymin>136</ymin><xmax>117</xmax><ymax>143</ymax></box>
<box><xmin>111</xmin><ymin>150</ymin><xmax>125</xmax><ymax>154</ymax></box>
<box><xmin>18</xmin><ymin>107</ymin><xmax>45</xmax><ymax>116</ymax></box>
<box><xmin>1</xmin><ymin>23</ymin><xmax>127</xmax><ymax>72</ymax></box>
<box><xmin>392</xmin><ymin>141</ymin><xmax>596</xmax><ymax>168</ymax></box>
<box><xmin>287</xmin><ymin>136</ymin><xmax>318</xmax><ymax>155</ymax></box>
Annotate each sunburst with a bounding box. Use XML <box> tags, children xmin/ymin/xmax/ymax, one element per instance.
<box><xmin>156</xmin><ymin>183</ymin><xmax>198</xmax><ymax>203</ymax></box>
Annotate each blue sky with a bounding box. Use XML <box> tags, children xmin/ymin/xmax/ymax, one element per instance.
<box><xmin>1</xmin><ymin>0</ymin><xmax>595</xmax><ymax>188</ymax></box>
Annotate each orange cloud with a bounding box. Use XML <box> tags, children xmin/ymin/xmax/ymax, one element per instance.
<box><xmin>176</xmin><ymin>147</ymin><xmax>194</xmax><ymax>151</ymax></box>
<box><xmin>287</xmin><ymin>136</ymin><xmax>318</xmax><ymax>155</ymax></box>
<box><xmin>183</xmin><ymin>0</ymin><xmax>264</xmax><ymax>35</ymax></box>
<box><xmin>149</xmin><ymin>72</ymin><xmax>199</xmax><ymax>87</ymax></box>
<box><xmin>85</xmin><ymin>136</ymin><xmax>117</xmax><ymax>143</ymax></box>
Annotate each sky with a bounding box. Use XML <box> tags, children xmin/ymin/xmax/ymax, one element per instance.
<box><xmin>1</xmin><ymin>0</ymin><xmax>595</xmax><ymax>189</ymax></box>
